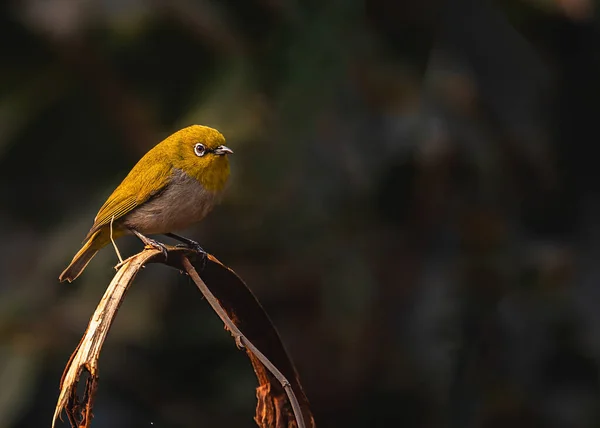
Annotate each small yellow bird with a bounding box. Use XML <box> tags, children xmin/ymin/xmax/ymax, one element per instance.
<box><xmin>59</xmin><ymin>125</ymin><xmax>233</xmax><ymax>283</ymax></box>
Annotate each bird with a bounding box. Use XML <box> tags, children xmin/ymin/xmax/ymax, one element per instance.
<box><xmin>59</xmin><ymin>125</ymin><xmax>233</xmax><ymax>283</ymax></box>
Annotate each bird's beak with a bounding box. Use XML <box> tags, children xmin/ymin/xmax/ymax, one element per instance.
<box><xmin>214</xmin><ymin>145</ymin><xmax>234</xmax><ymax>155</ymax></box>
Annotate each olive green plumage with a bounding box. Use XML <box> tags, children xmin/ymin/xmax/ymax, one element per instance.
<box><xmin>59</xmin><ymin>125</ymin><xmax>233</xmax><ymax>283</ymax></box>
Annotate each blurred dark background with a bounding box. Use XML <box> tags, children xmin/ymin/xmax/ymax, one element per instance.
<box><xmin>1</xmin><ymin>0</ymin><xmax>600</xmax><ymax>427</ymax></box>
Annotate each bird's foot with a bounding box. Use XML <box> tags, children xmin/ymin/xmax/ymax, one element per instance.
<box><xmin>175</xmin><ymin>242</ymin><xmax>207</xmax><ymax>271</ymax></box>
<box><xmin>165</xmin><ymin>233</ymin><xmax>205</xmax><ymax>253</ymax></box>
<box><xmin>131</xmin><ymin>229</ymin><xmax>168</xmax><ymax>261</ymax></box>
<box><xmin>175</xmin><ymin>241</ymin><xmax>205</xmax><ymax>254</ymax></box>
<box><xmin>145</xmin><ymin>238</ymin><xmax>168</xmax><ymax>261</ymax></box>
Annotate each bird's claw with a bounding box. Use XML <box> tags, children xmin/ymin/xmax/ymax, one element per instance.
<box><xmin>173</xmin><ymin>240</ymin><xmax>207</xmax><ymax>270</ymax></box>
<box><xmin>130</xmin><ymin>229</ymin><xmax>168</xmax><ymax>261</ymax></box>
<box><xmin>145</xmin><ymin>239</ymin><xmax>168</xmax><ymax>261</ymax></box>
<box><xmin>175</xmin><ymin>241</ymin><xmax>206</xmax><ymax>254</ymax></box>
<box><xmin>163</xmin><ymin>233</ymin><xmax>207</xmax><ymax>271</ymax></box>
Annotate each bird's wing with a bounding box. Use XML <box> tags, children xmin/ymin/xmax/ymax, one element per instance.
<box><xmin>83</xmin><ymin>158</ymin><xmax>173</xmax><ymax>242</ymax></box>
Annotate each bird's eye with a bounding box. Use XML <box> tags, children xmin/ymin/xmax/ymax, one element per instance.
<box><xmin>194</xmin><ymin>143</ymin><xmax>206</xmax><ymax>157</ymax></box>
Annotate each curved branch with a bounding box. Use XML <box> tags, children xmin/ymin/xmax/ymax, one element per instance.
<box><xmin>52</xmin><ymin>246</ymin><xmax>312</xmax><ymax>428</ymax></box>
<box><xmin>181</xmin><ymin>257</ymin><xmax>306</xmax><ymax>428</ymax></box>
<box><xmin>52</xmin><ymin>248</ymin><xmax>163</xmax><ymax>428</ymax></box>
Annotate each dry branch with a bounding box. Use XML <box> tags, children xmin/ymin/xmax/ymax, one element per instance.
<box><xmin>52</xmin><ymin>248</ymin><xmax>163</xmax><ymax>428</ymax></box>
<box><xmin>181</xmin><ymin>257</ymin><xmax>306</xmax><ymax>428</ymax></box>
<box><xmin>52</xmin><ymin>246</ymin><xmax>314</xmax><ymax>428</ymax></box>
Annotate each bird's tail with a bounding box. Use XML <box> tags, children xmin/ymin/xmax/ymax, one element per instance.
<box><xmin>59</xmin><ymin>229</ymin><xmax>106</xmax><ymax>283</ymax></box>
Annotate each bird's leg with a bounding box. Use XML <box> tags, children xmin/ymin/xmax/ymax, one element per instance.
<box><xmin>130</xmin><ymin>229</ymin><xmax>168</xmax><ymax>261</ymax></box>
<box><xmin>164</xmin><ymin>233</ymin><xmax>206</xmax><ymax>254</ymax></box>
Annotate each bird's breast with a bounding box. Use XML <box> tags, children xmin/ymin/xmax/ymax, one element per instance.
<box><xmin>122</xmin><ymin>168</ymin><xmax>221</xmax><ymax>234</ymax></box>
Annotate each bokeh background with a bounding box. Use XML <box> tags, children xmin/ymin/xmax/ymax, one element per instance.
<box><xmin>1</xmin><ymin>0</ymin><xmax>600</xmax><ymax>427</ymax></box>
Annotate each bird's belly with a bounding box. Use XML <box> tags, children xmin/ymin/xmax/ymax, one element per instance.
<box><xmin>121</xmin><ymin>170</ymin><xmax>220</xmax><ymax>235</ymax></box>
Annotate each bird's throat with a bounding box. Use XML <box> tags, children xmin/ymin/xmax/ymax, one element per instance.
<box><xmin>191</xmin><ymin>159</ymin><xmax>230</xmax><ymax>192</ymax></box>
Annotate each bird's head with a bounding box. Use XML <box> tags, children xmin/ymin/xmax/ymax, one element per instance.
<box><xmin>168</xmin><ymin>125</ymin><xmax>233</xmax><ymax>192</ymax></box>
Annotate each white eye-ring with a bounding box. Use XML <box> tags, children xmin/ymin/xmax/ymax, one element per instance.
<box><xmin>194</xmin><ymin>143</ymin><xmax>206</xmax><ymax>157</ymax></box>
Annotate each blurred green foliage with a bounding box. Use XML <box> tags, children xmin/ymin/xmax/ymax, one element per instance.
<box><xmin>1</xmin><ymin>0</ymin><xmax>600</xmax><ymax>427</ymax></box>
